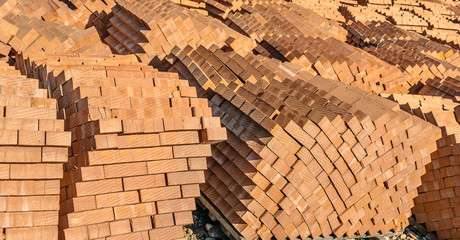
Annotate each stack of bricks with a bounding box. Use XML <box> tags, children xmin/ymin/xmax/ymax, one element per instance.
<box><xmin>95</xmin><ymin>0</ymin><xmax>255</xmax><ymax>65</ymax></box>
<box><xmin>222</xmin><ymin>2</ymin><xmax>415</xmax><ymax>94</ymax></box>
<box><xmin>346</xmin><ymin>20</ymin><xmax>460</xmax><ymax>95</ymax></box>
<box><xmin>168</xmin><ymin>44</ymin><xmax>441</xmax><ymax>239</ymax></box>
<box><xmin>290</xmin><ymin>0</ymin><xmax>460</xmax><ymax>49</ymax></box>
<box><xmin>12</xmin><ymin>52</ymin><xmax>227</xmax><ymax>240</ymax></box>
<box><xmin>0</xmin><ymin>57</ymin><xmax>71</xmax><ymax>239</ymax></box>
<box><xmin>383</xmin><ymin>93</ymin><xmax>460</xmax><ymax>239</ymax></box>
<box><xmin>100</xmin><ymin>0</ymin><xmax>417</xmax><ymax>95</ymax></box>
<box><xmin>0</xmin><ymin>12</ymin><xmax>112</xmax><ymax>56</ymax></box>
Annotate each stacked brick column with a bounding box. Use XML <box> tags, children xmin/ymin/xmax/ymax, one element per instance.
<box><xmin>0</xmin><ymin>59</ymin><xmax>71</xmax><ymax>239</ymax></box>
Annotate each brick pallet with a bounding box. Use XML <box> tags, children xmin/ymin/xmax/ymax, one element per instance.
<box><xmin>169</xmin><ymin>45</ymin><xmax>441</xmax><ymax>239</ymax></box>
<box><xmin>13</xmin><ymin>52</ymin><xmax>226</xmax><ymax>240</ymax></box>
<box><xmin>0</xmin><ymin>58</ymin><xmax>71</xmax><ymax>240</ymax></box>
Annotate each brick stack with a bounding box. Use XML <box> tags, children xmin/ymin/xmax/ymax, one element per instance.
<box><xmin>0</xmin><ymin>58</ymin><xmax>71</xmax><ymax>239</ymax></box>
<box><xmin>0</xmin><ymin>13</ymin><xmax>112</xmax><ymax>56</ymax></box>
<box><xmin>94</xmin><ymin>0</ymin><xmax>255</xmax><ymax>64</ymax></box>
<box><xmin>346</xmin><ymin>20</ymin><xmax>460</xmax><ymax>95</ymax></box>
<box><xmin>383</xmin><ymin>93</ymin><xmax>460</xmax><ymax>239</ymax></box>
<box><xmin>99</xmin><ymin>0</ymin><xmax>416</xmax><ymax>95</ymax></box>
<box><xmin>12</xmin><ymin>52</ymin><xmax>227</xmax><ymax>240</ymax></box>
<box><xmin>169</xmin><ymin>45</ymin><xmax>441</xmax><ymax>239</ymax></box>
<box><xmin>290</xmin><ymin>0</ymin><xmax>460</xmax><ymax>49</ymax></box>
<box><xmin>221</xmin><ymin>2</ymin><xmax>415</xmax><ymax>94</ymax></box>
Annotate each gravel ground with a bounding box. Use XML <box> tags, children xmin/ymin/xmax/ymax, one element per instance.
<box><xmin>185</xmin><ymin>202</ymin><xmax>437</xmax><ymax>240</ymax></box>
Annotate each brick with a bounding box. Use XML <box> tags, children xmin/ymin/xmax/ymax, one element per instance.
<box><xmin>140</xmin><ymin>186</ymin><xmax>181</xmax><ymax>202</ymax></box>
<box><xmin>45</xmin><ymin>131</ymin><xmax>71</xmax><ymax>146</ymax></box>
<box><xmin>174</xmin><ymin>211</ymin><xmax>194</xmax><ymax>225</ymax></box>
<box><xmin>104</xmin><ymin>162</ymin><xmax>147</xmax><ymax>178</ymax></box>
<box><xmin>123</xmin><ymin>174</ymin><xmax>166</xmax><ymax>190</ymax></box>
<box><xmin>0</xmin><ymin>146</ymin><xmax>41</xmax><ymax>163</ymax></box>
<box><xmin>5</xmin><ymin>226</ymin><xmax>58</xmax><ymax>240</ymax></box>
<box><xmin>18</xmin><ymin>130</ymin><xmax>45</xmax><ymax>146</ymax></box>
<box><xmin>66</xmin><ymin>208</ymin><xmax>114</xmax><ymax>228</ymax></box>
<box><xmin>156</xmin><ymin>198</ymin><xmax>195</xmax><ymax>214</ymax></box>
<box><xmin>159</xmin><ymin>131</ymin><xmax>199</xmax><ymax>145</ymax></box>
<box><xmin>0</xmin><ymin>180</ymin><xmax>59</xmax><ymax>195</ymax></box>
<box><xmin>153</xmin><ymin>213</ymin><xmax>174</xmax><ymax>228</ymax></box>
<box><xmin>188</xmin><ymin>157</ymin><xmax>207</xmax><ymax>170</ymax></box>
<box><xmin>10</xmin><ymin>163</ymin><xmax>62</xmax><ymax>179</ymax></box>
<box><xmin>130</xmin><ymin>216</ymin><xmax>153</xmax><ymax>232</ymax></box>
<box><xmin>96</xmin><ymin>191</ymin><xmax>139</xmax><ymax>208</ymax></box>
<box><xmin>73</xmin><ymin>178</ymin><xmax>123</xmax><ymax>197</ymax></box>
<box><xmin>149</xmin><ymin>226</ymin><xmax>184</xmax><ymax>240</ymax></box>
<box><xmin>147</xmin><ymin>158</ymin><xmax>188</xmax><ymax>174</ymax></box>
<box><xmin>173</xmin><ymin>144</ymin><xmax>211</xmax><ymax>158</ymax></box>
<box><xmin>109</xmin><ymin>219</ymin><xmax>131</xmax><ymax>236</ymax></box>
<box><xmin>167</xmin><ymin>171</ymin><xmax>205</xmax><ymax>185</ymax></box>
<box><xmin>0</xmin><ymin>129</ymin><xmax>17</xmax><ymax>145</ymax></box>
<box><xmin>114</xmin><ymin>202</ymin><xmax>156</xmax><ymax>219</ymax></box>
<box><xmin>106</xmin><ymin>231</ymin><xmax>150</xmax><ymax>240</ymax></box>
<box><xmin>42</xmin><ymin>147</ymin><xmax>68</xmax><ymax>162</ymax></box>
<box><xmin>181</xmin><ymin>184</ymin><xmax>200</xmax><ymax>198</ymax></box>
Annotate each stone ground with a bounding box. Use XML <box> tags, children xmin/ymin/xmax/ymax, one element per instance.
<box><xmin>184</xmin><ymin>202</ymin><xmax>438</xmax><ymax>240</ymax></box>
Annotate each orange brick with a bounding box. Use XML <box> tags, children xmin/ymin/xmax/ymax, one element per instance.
<box><xmin>96</xmin><ymin>191</ymin><xmax>139</xmax><ymax>208</ymax></box>
<box><xmin>109</xmin><ymin>219</ymin><xmax>131</xmax><ymax>236</ymax></box>
<box><xmin>167</xmin><ymin>171</ymin><xmax>205</xmax><ymax>185</ymax></box>
<box><xmin>173</xmin><ymin>144</ymin><xmax>211</xmax><ymax>158</ymax></box>
<box><xmin>156</xmin><ymin>198</ymin><xmax>196</xmax><ymax>214</ymax></box>
<box><xmin>130</xmin><ymin>216</ymin><xmax>153</xmax><ymax>232</ymax></box>
<box><xmin>140</xmin><ymin>186</ymin><xmax>181</xmax><ymax>202</ymax></box>
<box><xmin>114</xmin><ymin>202</ymin><xmax>156</xmax><ymax>220</ymax></box>
<box><xmin>18</xmin><ymin>130</ymin><xmax>45</xmax><ymax>146</ymax></box>
<box><xmin>73</xmin><ymin>178</ymin><xmax>123</xmax><ymax>197</ymax></box>
<box><xmin>174</xmin><ymin>211</ymin><xmax>193</xmax><ymax>225</ymax></box>
<box><xmin>45</xmin><ymin>131</ymin><xmax>71</xmax><ymax>146</ymax></box>
<box><xmin>0</xmin><ymin>146</ymin><xmax>41</xmax><ymax>163</ymax></box>
<box><xmin>104</xmin><ymin>162</ymin><xmax>147</xmax><ymax>178</ymax></box>
<box><xmin>153</xmin><ymin>213</ymin><xmax>174</xmax><ymax>228</ymax></box>
<box><xmin>187</xmin><ymin>157</ymin><xmax>207</xmax><ymax>170</ymax></box>
<box><xmin>10</xmin><ymin>163</ymin><xmax>62</xmax><ymax>179</ymax></box>
<box><xmin>147</xmin><ymin>158</ymin><xmax>187</xmax><ymax>174</ymax></box>
<box><xmin>42</xmin><ymin>147</ymin><xmax>68</xmax><ymax>162</ymax></box>
<box><xmin>123</xmin><ymin>174</ymin><xmax>166</xmax><ymax>190</ymax></box>
<box><xmin>66</xmin><ymin>208</ymin><xmax>114</xmax><ymax>228</ymax></box>
<box><xmin>159</xmin><ymin>131</ymin><xmax>199</xmax><ymax>145</ymax></box>
<box><xmin>0</xmin><ymin>129</ymin><xmax>17</xmax><ymax>145</ymax></box>
<box><xmin>80</xmin><ymin>166</ymin><xmax>105</xmax><ymax>181</ymax></box>
<box><xmin>181</xmin><ymin>184</ymin><xmax>200</xmax><ymax>198</ymax></box>
<box><xmin>149</xmin><ymin>226</ymin><xmax>184</xmax><ymax>240</ymax></box>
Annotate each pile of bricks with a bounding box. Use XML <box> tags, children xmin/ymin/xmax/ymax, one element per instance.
<box><xmin>94</xmin><ymin>0</ymin><xmax>255</xmax><ymax>64</ymax></box>
<box><xmin>0</xmin><ymin>0</ymin><xmax>113</xmax><ymax>30</ymax></box>
<box><xmin>0</xmin><ymin>13</ymin><xmax>111</xmax><ymax>56</ymax></box>
<box><xmin>383</xmin><ymin>93</ymin><xmax>460</xmax><ymax>239</ymax></box>
<box><xmin>12</xmin><ymin>51</ymin><xmax>226</xmax><ymax>239</ymax></box>
<box><xmin>0</xmin><ymin>0</ymin><xmax>458</xmax><ymax>240</ymax></box>
<box><xmin>0</xmin><ymin>56</ymin><xmax>71</xmax><ymax>239</ymax></box>
<box><xmin>101</xmin><ymin>0</ymin><xmax>416</xmax><ymax>95</ymax></box>
<box><xmin>290</xmin><ymin>0</ymin><xmax>460</xmax><ymax>49</ymax></box>
<box><xmin>346</xmin><ymin>20</ymin><xmax>460</xmax><ymax>96</ymax></box>
<box><xmin>223</xmin><ymin>2</ymin><xmax>415</xmax><ymax>94</ymax></box>
<box><xmin>169</xmin><ymin>44</ymin><xmax>441</xmax><ymax>239</ymax></box>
